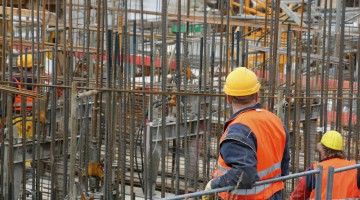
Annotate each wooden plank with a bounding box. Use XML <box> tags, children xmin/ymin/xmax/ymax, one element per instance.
<box><xmin>0</xmin><ymin>6</ymin><xmax>59</xmax><ymax>26</ymax></box>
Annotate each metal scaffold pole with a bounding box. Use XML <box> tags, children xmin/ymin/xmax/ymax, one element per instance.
<box><xmin>0</xmin><ymin>0</ymin><xmax>359</xmax><ymax>199</ymax></box>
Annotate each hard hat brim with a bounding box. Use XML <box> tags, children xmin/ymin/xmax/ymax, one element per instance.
<box><xmin>224</xmin><ymin>83</ymin><xmax>261</xmax><ymax>96</ymax></box>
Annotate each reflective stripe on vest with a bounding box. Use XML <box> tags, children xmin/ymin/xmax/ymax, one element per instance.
<box><xmin>231</xmin><ymin>174</ymin><xmax>281</xmax><ymax>195</ymax></box>
<box><xmin>13</xmin><ymin>102</ymin><xmax>33</xmax><ymax>108</ymax></box>
<box><xmin>217</xmin><ymin>161</ymin><xmax>281</xmax><ymax>180</ymax></box>
<box><xmin>258</xmin><ymin>162</ymin><xmax>281</xmax><ymax>179</ymax></box>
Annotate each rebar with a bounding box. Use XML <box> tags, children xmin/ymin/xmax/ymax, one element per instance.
<box><xmin>0</xmin><ymin>0</ymin><xmax>359</xmax><ymax>199</ymax></box>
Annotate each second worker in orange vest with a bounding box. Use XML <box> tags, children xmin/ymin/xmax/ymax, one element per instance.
<box><xmin>204</xmin><ymin>67</ymin><xmax>290</xmax><ymax>200</ymax></box>
<box><xmin>290</xmin><ymin>130</ymin><xmax>360</xmax><ymax>199</ymax></box>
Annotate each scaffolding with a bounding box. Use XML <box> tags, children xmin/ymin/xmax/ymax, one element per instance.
<box><xmin>0</xmin><ymin>0</ymin><xmax>359</xmax><ymax>199</ymax></box>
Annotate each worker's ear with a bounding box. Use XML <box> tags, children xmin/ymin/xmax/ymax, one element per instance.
<box><xmin>316</xmin><ymin>143</ymin><xmax>325</xmax><ymax>159</ymax></box>
<box><xmin>254</xmin><ymin>93</ymin><xmax>259</xmax><ymax>102</ymax></box>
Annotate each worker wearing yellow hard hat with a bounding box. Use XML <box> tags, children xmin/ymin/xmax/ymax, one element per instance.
<box><xmin>12</xmin><ymin>54</ymin><xmax>37</xmax><ymax>113</ymax></box>
<box><xmin>203</xmin><ymin>67</ymin><xmax>290</xmax><ymax>200</ymax></box>
<box><xmin>290</xmin><ymin>130</ymin><xmax>360</xmax><ymax>199</ymax></box>
<box><xmin>223</xmin><ymin>67</ymin><xmax>261</xmax><ymax>96</ymax></box>
<box><xmin>11</xmin><ymin>53</ymin><xmax>39</xmax><ymax>144</ymax></box>
<box><xmin>320</xmin><ymin>130</ymin><xmax>344</xmax><ymax>151</ymax></box>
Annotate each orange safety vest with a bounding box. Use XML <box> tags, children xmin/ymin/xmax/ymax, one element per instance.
<box><xmin>13</xmin><ymin>77</ymin><xmax>35</xmax><ymax>111</ymax></box>
<box><xmin>212</xmin><ymin>108</ymin><xmax>286</xmax><ymax>200</ymax></box>
<box><xmin>310</xmin><ymin>158</ymin><xmax>360</xmax><ymax>199</ymax></box>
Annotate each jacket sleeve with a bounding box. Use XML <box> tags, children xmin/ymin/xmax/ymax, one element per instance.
<box><xmin>211</xmin><ymin>123</ymin><xmax>259</xmax><ymax>189</ymax></box>
<box><xmin>281</xmin><ymin>128</ymin><xmax>290</xmax><ymax>176</ymax></box>
<box><xmin>290</xmin><ymin>165</ymin><xmax>314</xmax><ymax>200</ymax></box>
<box><xmin>289</xmin><ymin>176</ymin><xmax>311</xmax><ymax>200</ymax></box>
<box><xmin>358</xmin><ymin>167</ymin><xmax>360</xmax><ymax>189</ymax></box>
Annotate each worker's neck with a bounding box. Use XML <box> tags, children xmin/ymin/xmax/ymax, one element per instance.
<box><xmin>232</xmin><ymin>101</ymin><xmax>257</xmax><ymax>113</ymax></box>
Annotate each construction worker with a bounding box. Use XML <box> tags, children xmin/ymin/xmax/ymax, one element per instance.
<box><xmin>11</xmin><ymin>54</ymin><xmax>38</xmax><ymax>141</ymax></box>
<box><xmin>203</xmin><ymin>67</ymin><xmax>290</xmax><ymax>200</ymax></box>
<box><xmin>290</xmin><ymin>130</ymin><xmax>360</xmax><ymax>199</ymax></box>
<box><xmin>12</xmin><ymin>54</ymin><xmax>36</xmax><ymax>113</ymax></box>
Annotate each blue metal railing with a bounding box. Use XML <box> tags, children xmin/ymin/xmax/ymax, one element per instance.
<box><xmin>162</xmin><ymin>163</ymin><xmax>360</xmax><ymax>200</ymax></box>
<box><xmin>162</xmin><ymin>168</ymin><xmax>323</xmax><ymax>200</ymax></box>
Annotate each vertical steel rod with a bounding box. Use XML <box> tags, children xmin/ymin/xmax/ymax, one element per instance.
<box><xmin>175</xmin><ymin>0</ymin><xmax>181</xmax><ymax>194</ymax></box>
<box><xmin>325</xmin><ymin>166</ymin><xmax>335</xmax><ymax>200</ymax></box>
<box><xmin>160</xmin><ymin>0</ymin><xmax>168</xmax><ymax>197</ymax></box>
<box><xmin>304</xmin><ymin>0</ymin><xmax>313</xmax><ymax>168</ymax></box>
<box><xmin>335</xmin><ymin>0</ymin><xmax>346</xmax><ymax>129</ymax></box>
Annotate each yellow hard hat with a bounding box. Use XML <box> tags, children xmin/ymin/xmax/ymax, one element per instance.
<box><xmin>320</xmin><ymin>130</ymin><xmax>344</xmax><ymax>151</ymax></box>
<box><xmin>224</xmin><ymin>67</ymin><xmax>261</xmax><ymax>96</ymax></box>
<box><xmin>17</xmin><ymin>54</ymin><xmax>33</xmax><ymax>68</ymax></box>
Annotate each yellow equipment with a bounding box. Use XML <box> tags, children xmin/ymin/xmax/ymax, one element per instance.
<box><xmin>202</xmin><ymin>195</ymin><xmax>214</xmax><ymax>200</ymax></box>
<box><xmin>224</xmin><ymin>67</ymin><xmax>261</xmax><ymax>96</ymax></box>
<box><xmin>46</xmin><ymin>32</ymin><xmax>56</xmax><ymax>59</ymax></box>
<box><xmin>13</xmin><ymin>116</ymin><xmax>33</xmax><ymax>139</ymax></box>
<box><xmin>17</xmin><ymin>54</ymin><xmax>34</xmax><ymax>68</ymax></box>
<box><xmin>320</xmin><ymin>130</ymin><xmax>344</xmax><ymax>151</ymax></box>
<box><xmin>25</xmin><ymin>160</ymin><xmax>32</xmax><ymax>169</ymax></box>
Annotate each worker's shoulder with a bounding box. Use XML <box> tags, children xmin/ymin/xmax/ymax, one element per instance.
<box><xmin>242</xmin><ymin>108</ymin><xmax>282</xmax><ymax>119</ymax></box>
<box><xmin>238</xmin><ymin>109</ymin><xmax>284</xmax><ymax>128</ymax></box>
<box><xmin>254</xmin><ymin>109</ymin><xmax>284</xmax><ymax>124</ymax></box>
<box><xmin>227</xmin><ymin>122</ymin><xmax>251</xmax><ymax>133</ymax></box>
<box><xmin>225</xmin><ymin>123</ymin><xmax>255</xmax><ymax>141</ymax></box>
<box><xmin>255</xmin><ymin>108</ymin><xmax>281</xmax><ymax>118</ymax></box>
